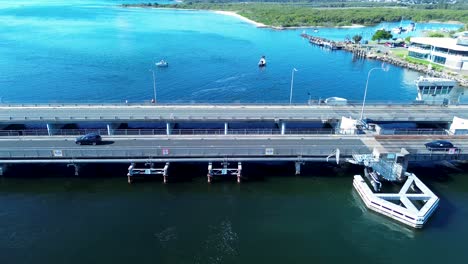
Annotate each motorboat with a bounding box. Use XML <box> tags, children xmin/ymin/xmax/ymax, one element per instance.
<box><xmin>258</xmin><ymin>56</ymin><xmax>266</xmax><ymax>67</ymax></box>
<box><xmin>156</xmin><ymin>60</ymin><xmax>168</xmax><ymax>67</ymax></box>
<box><xmin>364</xmin><ymin>167</ymin><xmax>382</xmax><ymax>192</ymax></box>
<box><xmin>324</xmin><ymin>97</ymin><xmax>347</xmax><ymax>105</ymax></box>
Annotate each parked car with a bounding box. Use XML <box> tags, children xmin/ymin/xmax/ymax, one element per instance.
<box><xmin>424</xmin><ymin>140</ymin><xmax>459</xmax><ymax>151</ymax></box>
<box><xmin>75</xmin><ymin>133</ymin><xmax>102</xmax><ymax>145</ymax></box>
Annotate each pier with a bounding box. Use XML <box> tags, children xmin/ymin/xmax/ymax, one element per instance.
<box><xmin>300</xmin><ymin>33</ymin><xmax>468</xmax><ymax>86</ymax></box>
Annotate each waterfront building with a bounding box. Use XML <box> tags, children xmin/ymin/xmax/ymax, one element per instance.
<box><xmin>408</xmin><ymin>34</ymin><xmax>468</xmax><ymax>70</ymax></box>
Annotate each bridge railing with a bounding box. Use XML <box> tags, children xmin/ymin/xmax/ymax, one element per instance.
<box><xmin>0</xmin><ymin>146</ymin><xmax>372</xmax><ymax>159</ymax></box>
<box><xmin>0</xmin><ymin>128</ymin><xmax>451</xmax><ymax>136</ymax></box>
<box><xmin>1</xmin><ymin>100</ymin><xmax>467</xmax><ymax>107</ymax></box>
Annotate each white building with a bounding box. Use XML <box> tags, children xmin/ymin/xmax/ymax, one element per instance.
<box><xmin>408</xmin><ymin>34</ymin><xmax>468</xmax><ymax>70</ymax></box>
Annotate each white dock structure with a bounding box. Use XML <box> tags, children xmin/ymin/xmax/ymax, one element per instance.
<box><xmin>353</xmin><ymin>174</ymin><xmax>439</xmax><ymax>228</ymax></box>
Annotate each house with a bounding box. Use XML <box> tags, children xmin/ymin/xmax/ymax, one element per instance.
<box><xmin>408</xmin><ymin>34</ymin><xmax>468</xmax><ymax>70</ymax></box>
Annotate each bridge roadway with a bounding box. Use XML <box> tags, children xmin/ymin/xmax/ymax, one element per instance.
<box><xmin>0</xmin><ymin>135</ymin><xmax>467</xmax><ymax>163</ymax></box>
<box><xmin>0</xmin><ymin>103</ymin><xmax>467</xmax><ymax>123</ymax></box>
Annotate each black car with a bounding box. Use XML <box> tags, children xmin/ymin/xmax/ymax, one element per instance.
<box><xmin>424</xmin><ymin>140</ymin><xmax>458</xmax><ymax>151</ymax></box>
<box><xmin>75</xmin><ymin>133</ymin><xmax>102</xmax><ymax>145</ymax></box>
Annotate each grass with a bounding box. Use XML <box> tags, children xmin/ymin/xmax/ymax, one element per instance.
<box><xmin>405</xmin><ymin>57</ymin><xmax>444</xmax><ymax>72</ymax></box>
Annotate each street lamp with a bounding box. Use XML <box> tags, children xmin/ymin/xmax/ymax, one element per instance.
<box><xmin>359</xmin><ymin>63</ymin><xmax>389</xmax><ymax>122</ymax></box>
<box><xmin>289</xmin><ymin>68</ymin><xmax>298</xmax><ymax>105</ymax></box>
<box><xmin>149</xmin><ymin>69</ymin><xmax>157</xmax><ymax>103</ymax></box>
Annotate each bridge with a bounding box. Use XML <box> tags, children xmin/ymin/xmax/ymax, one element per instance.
<box><xmin>0</xmin><ymin>103</ymin><xmax>467</xmax><ymax>180</ymax></box>
<box><xmin>1</xmin><ymin>103</ymin><xmax>465</xmax><ymax>228</ymax></box>
<box><xmin>0</xmin><ymin>103</ymin><xmax>465</xmax><ymax>136</ymax></box>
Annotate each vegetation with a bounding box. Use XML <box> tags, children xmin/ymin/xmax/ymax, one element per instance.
<box><xmin>427</xmin><ymin>32</ymin><xmax>447</xmax><ymax>37</ymax></box>
<box><xmin>123</xmin><ymin>3</ymin><xmax>468</xmax><ymax>27</ymax></box>
<box><xmin>372</xmin><ymin>30</ymin><xmax>393</xmax><ymax>43</ymax></box>
<box><xmin>405</xmin><ymin>56</ymin><xmax>444</xmax><ymax>72</ymax></box>
<box><xmin>352</xmin><ymin>34</ymin><xmax>362</xmax><ymax>44</ymax></box>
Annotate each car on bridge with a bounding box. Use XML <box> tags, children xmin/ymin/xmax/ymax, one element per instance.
<box><xmin>424</xmin><ymin>140</ymin><xmax>459</xmax><ymax>152</ymax></box>
<box><xmin>75</xmin><ymin>133</ymin><xmax>102</xmax><ymax>145</ymax></box>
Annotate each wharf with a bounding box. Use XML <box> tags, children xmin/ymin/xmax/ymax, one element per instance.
<box><xmin>300</xmin><ymin>33</ymin><xmax>468</xmax><ymax>87</ymax></box>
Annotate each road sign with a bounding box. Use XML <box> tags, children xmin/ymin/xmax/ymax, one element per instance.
<box><xmin>162</xmin><ymin>148</ymin><xmax>169</xmax><ymax>155</ymax></box>
<box><xmin>265</xmin><ymin>148</ymin><xmax>274</xmax><ymax>155</ymax></box>
<box><xmin>448</xmin><ymin>148</ymin><xmax>456</xmax><ymax>154</ymax></box>
<box><xmin>52</xmin><ymin>150</ymin><xmax>63</xmax><ymax>157</ymax></box>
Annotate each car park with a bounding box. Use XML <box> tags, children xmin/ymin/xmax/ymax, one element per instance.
<box><xmin>75</xmin><ymin>133</ymin><xmax>102</xmax><ymax>145</ymax></box>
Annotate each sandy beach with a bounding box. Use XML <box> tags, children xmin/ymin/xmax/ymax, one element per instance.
<box><xmin>213</xmin><ymin>10</ymin><xmax>267</xmax><ymax>28</ymax></box>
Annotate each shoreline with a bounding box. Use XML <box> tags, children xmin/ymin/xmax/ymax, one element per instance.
<box><xmin>121</xmin><ymin>5</ymin><xmax>368</xmax><ymax>30</ymax></box>
<box><xmin>212</xmin><ymin>10</ymin><xmax>267</xmax><ymax>28</ymax></box>
<box><xmin>121</xmin><ymin>4</ymin><xmax>464</xmax><ymax>30</ymax></box>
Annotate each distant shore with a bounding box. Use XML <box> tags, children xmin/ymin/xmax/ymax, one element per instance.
<box><xmin>213</xmin><ymin>10</ymin><xmax>267</xmax><ymax>28</ymax></box>
<box><xmin>121</xmin><ymin>4</ymin><xmax>368</xmax><ymax>30</ymax></box>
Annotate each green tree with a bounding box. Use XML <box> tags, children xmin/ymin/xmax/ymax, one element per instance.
<box><xmin>352</xmin><ymin>34</ymin><xmax>362</xmax><ymax>44</ymax></box>
<box><xmin>372</xmin><ymin>30</ymin><xmax>393</xmax><ymax>43</ymax></box>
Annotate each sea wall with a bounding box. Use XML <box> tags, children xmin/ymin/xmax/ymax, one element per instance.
<box><xmin>301</xmin><ymin>34</ymin><xmax>468</xmax><ymax>87</ymax></box>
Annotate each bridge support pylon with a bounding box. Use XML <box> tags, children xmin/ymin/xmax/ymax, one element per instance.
<box><xmin>127</xmin><ymin>162</ymin><xmax>170</xmax><ymax>184</ymax></box>
<box><xmin>0</xmin><ymin>164</ymin><xmax>7</xmax><ymax>176</ymax></box>
<box><xmin>207</xmin><ymin>161</ymin><xmax>242</xmax><ymax>183</ymax></box>
<box><xmin>295</xmin><ymin>161</ymin><xmax>304</xmax><ymax>175</ymax></box>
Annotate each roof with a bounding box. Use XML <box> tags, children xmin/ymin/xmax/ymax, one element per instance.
<box><xmin>410</xmin><ymin>37</ymin><xmax>468</xmax><ymax>52</ymax></box>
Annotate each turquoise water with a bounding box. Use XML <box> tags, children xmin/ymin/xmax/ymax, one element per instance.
<box><xmin>0</xmin><ymin>0</ymin><xmax>461</xmax><ymax>103</ymax></box>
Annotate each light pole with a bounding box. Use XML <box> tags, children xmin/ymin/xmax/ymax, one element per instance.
<box><xmin>359</xmin><ymin>64</ymin><xmax>389</xmax><ymax>122</ymax></box>
<box><xmin>289</xmin><ymin>68</ymin><xmax>298</xmax><ymax>105</ymax></box>
<box><xmin>149</xmin><ymin>69</ymin><xmax>157</xmax><ymax>103</ymax></box>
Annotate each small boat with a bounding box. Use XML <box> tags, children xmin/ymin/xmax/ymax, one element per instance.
<box><xmin>258</xmin><ymin>56</ymin><xmax>266</xmax><ymax>67</ymax></box>
<box><xmin>155</xmin><ymin>60</ymin><xmax>168</xmax><ymax>67</ymax></box>
<box><xmin>324</xmin><ymin>97</ymin><xmax>347</xmax><ymax>105</ymax></box>
<box><xmin>364</xmin><ymin>167</ymin><xmax>382</xmax><ymax>192</ymax></box>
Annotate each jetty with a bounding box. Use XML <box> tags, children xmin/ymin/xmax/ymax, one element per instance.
<box><xmin>300</xmin><ymin>33</ymin><xmax>468</xmax><ymax>87</ymax></box>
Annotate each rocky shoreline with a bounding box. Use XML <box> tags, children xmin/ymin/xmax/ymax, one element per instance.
<box><xmin>301</xmin><ymin>33</ymin><xmax>468</xmax><ymax>87</ymax></box>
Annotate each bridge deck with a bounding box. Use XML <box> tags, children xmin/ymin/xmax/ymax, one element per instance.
<box><xmin>0</xmin><ymin>103</ymin><xmax>466</xmax><ymax>123</ymax></box>
<box><xmin>0</xmin><ymin>135</ymin><xmax>466</xmax><ymax>163</ymax></box>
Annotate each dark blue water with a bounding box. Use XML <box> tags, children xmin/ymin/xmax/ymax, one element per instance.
<box><xmin>1</xmin><ymin>2</ymin><xmax>468</xmax><ymax>263</ymax></box>
<box><xmin>0</xmin><ymin>1</ymin><xmax>461</xmax><ymax>104</ymax></box>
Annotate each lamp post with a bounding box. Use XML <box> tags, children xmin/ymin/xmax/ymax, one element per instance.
<box><xmin>149</xmin><ymin>69</ymin><xmax>157</xmax><ymax>103</ymax></box>
<box><xmin>359</xmin><ymin>64</ymin><xmax>389</xmax><ymax>122</ymax></box>
<box><xmin>289</xmin><ymin>68</ymin><xmax>298</xmax><ymax>105</ymax></box>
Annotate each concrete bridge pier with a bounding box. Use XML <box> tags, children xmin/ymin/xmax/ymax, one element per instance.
<box><xmin>295</xmin><ymin>161</ymin><xmax>304</xmax><ymax>175</ymax></box>
<box><xmin>0</xmin><ymin>164</ymin><xmax>7</xmax><ymax>176</ymax></box>
<box><xmin>162</xmin><ymin>162</ymin><xmax>169</xmax><ymax>183</ymax></box>
<box><xmin>236</xmin><ymin>162</ymin><xmax>242</xmax><ymax>183</ymax></box>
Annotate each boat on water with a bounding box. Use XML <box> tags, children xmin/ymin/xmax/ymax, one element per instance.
<box><xmin>155</xmin><ymin>60</ymin><xmax>168</xmax><ymax>67</ymax></box>
<box><xmin>406</xmin><ymin>22</ymin><xmax>415</xmax><ymax>32</ymax></box>
<box><xmin>324</xmin><ymin>97</ymin><xmax>347</xmax><ymax>105</ymax></box>
<box><xmin>364</xmin><ymin>167</ymin><xmax>382</xmax><ymax>192</ymax></box>
<box><xmin>258</xmin><ymin>56</ymin><xmax>266</xmax><ymax>67</ymax></box>
<box><xmin>391</xmin><ymin>26</ymin><xmax>407</xmax><ymax>34</ymax></box>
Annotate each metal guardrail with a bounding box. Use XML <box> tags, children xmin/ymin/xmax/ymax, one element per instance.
<box><xmin>0</xmin><ymin>128</ymin><xmax>451</xmax><ymax>137</ymax></box>
<box><xmin>380</xmin><ymin>129</ymin><xmax>449</xmax><ymax>136</ymax></box>
<box><xmin>1</xmin><ymin>101</ymin><xmax>466</xmax><ymax>107</ymax></box>
<box><xmin>0</xmin><ymin>146</ymin><xmax>371</xmax><ymax>159</ymax></box>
